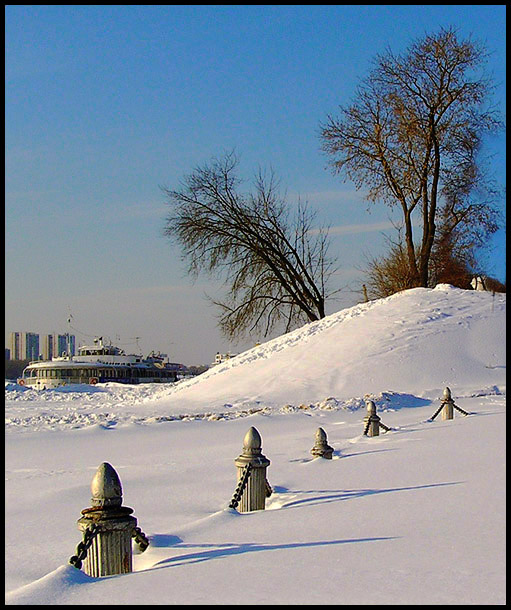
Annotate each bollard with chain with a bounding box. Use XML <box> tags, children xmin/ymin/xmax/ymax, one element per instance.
<box><xmin>441</xmin><ymin>386</ymin><xmax>454</xmax><ymax>420</ymax></box>
<box><xmin>72</xmin><ymin>462</ymin><xmax>148</xmax><ymax>577</ymax></box>
<box><xmin>310</xmin><ymin>427</ymin><xmax>334</xmax><ymax>459</ymax></box>
<box><xmin>233</xmin><ymin>427</ymin><xmax>271</xmax><ymax>512</ymax></box>
<box><xmin>363</xmin><ymin>400</ymin><xmax>391</xmax><ymax>436</ymax></box>
<box><xmin>429</xmin><ymin>387</ymin><xmax>470</xmax><ymax>421</ymax></box>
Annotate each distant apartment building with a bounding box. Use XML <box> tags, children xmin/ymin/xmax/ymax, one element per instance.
<box><xmin>8</xmin><ymin>332</ymin><xmax>75</xmax><ymax>361</ymax></box>
<box><xmin>57</xmin><ymin>333</ymin><xmax>75</xmax><ymax>356</ymax></box>
<box><xmin>8</xmin><ymin>332</ymin><xmax>39</xmax><ymax>361</ymax></box>
<box><xmin>23</xmin><ymin>332</ymin><xmax>39</xmax><ymax>360</ymax></box>
<box><xmin>41</xmin><ymin>335</ymin><xmax>54</xmax><ymax>360</ymax></box>
<box><xmin>42</xmin><ymin>333</ymin><xmax>76</xmax><ymax>359</ymax></box>
<box><xmin>8</xmin><ymin>332</ymin><xmax>21</xmax><ymax>360</ymax></box>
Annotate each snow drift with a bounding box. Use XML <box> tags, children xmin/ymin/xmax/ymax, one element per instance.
<box><xmin>147</xmin><ymin>284</ymin><xmax>506</xmax><ymax>413</ymax></box>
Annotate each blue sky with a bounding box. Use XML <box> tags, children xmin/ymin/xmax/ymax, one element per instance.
<box><xmin>5</xmin><ymin>5</ymin><xmax>506</xmax><ymax>364</ymax></box>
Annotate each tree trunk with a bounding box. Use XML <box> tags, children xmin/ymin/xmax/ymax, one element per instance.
<box><xmin>403</xmin><ymin>209</ymin><xmax>420</xmax><ymax>286</ymax></box>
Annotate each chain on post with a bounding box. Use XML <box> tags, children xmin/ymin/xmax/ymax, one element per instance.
<box><xmin>69</xmin><ymin>522</ymin><xmax>100</xmax><ymax>569</ymax></box>
<box><xmin>132</xmin><ymin>526</ymin><xmax>150</xmax><ymax>552</ymax></box>
<box><xmin>454</xmin><ymin>404</ymin><xmax>470</xmax><ymax>416</ymax></box>
<box><xmin>265</xmin><ymin>478</ymin><xmax>273</xmax><ymax>498</ymax></box>
<box><xmin>229</xmin><ymin>463</ymin><xmax>252</xmax><ymax>509</ymax></box>
<box><xmin>429</xmin><ymin>404</ymin><xmax>444</xmax><ymax>421</ymax></box>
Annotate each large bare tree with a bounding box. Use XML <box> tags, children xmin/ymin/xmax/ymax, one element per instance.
<box><xmin>162</xmin><ymin>152</ymin><xmax>338</xmax><ymax>340</ymax></box>
<box><xmin>320</xmin><ymin>27</ymin><xmax>502</xmax><ymax>288</ymax></box>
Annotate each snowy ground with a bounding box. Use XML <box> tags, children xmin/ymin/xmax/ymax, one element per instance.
<box><xmin>5</xmin><ymin>286</ymin><xmax>506</xmax><ymax>605</ymax></box>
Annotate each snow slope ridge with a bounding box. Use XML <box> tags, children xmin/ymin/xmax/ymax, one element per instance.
<box><xmin>5</xmin><ymin>285</ymin><xmax>505</xmax><ymax>432</ymax></box>
<box><xmin>146</xmin><ymin>284</ymin><xmax>506</xmax><ymax>411</ymax></box>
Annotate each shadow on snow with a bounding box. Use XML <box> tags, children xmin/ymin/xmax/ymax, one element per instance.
<box><xmin>146</xmin><ymin>536</ymin><xmax>398</xmax><ymax>570</ymax></box>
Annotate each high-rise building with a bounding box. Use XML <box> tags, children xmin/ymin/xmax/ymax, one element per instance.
<box><xmin>56</xmin><ymin>333</ymin><xmax>75</xmax><ymax>356</ymax></box>
<box><xmin>57</xmin><ymin>334</ymin><xmax>68</xmax><ymax>356</ymax></box>
<box><xmin>42</xmin><ymin>334</ymin><xmax>54</xmax><ymax>360</ymax></box>
<box><xmin>68</xmin><ymin>334</ymin><xmax>76</xmax><ymax>356</ymax></box>
<box><xmin>43</xmin><ymin>333</ymin><xmax>76</xmax><ymax>358</ymax></box>
<box><xmin>24</xmin><ymin>333</ymin><xmax>40</xmax><ymax>360</ymax></box>
<box><xmin>8</xmin><ymin>331</ymin><xmax>75</xmax><ymax>361</ymax></box>
<box><xmin>8</xmin><ymin>332</ymin><xmax>22</xmax><ymax>360</ymax></box>
<box><xmin>8</xmin><ymin>332</ymin><xmax>39</xmax><ymax>360</ymax></box>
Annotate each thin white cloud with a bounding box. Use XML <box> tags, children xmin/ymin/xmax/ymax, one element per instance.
<box><xmin>289</xmin><ymin>189</ymin><xmax>364</xmax><ymax>204</ymax></box>
<box><xmin>312</xmin><ymin>220</ymin><xmax>397</xmax><ymax>236</ymax></box>
<box><xmin>331</xmin><ymin>220</ymin><xmax>397</xmax><ymax>235</ymax></box>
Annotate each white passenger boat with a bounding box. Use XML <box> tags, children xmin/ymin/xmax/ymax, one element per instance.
<box><xmin>18</xmin><ymin>337</ymin><xmax>185</xmax><ymax>389</ymax></box>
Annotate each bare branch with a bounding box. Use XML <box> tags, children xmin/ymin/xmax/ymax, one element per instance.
<box><xmin>162</xmin><ymin>154</ymin><xmax>339</xmax><ymax>341</ymax></box>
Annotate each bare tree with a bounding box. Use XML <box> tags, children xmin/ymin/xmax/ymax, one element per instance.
<box><xmin>320</xmin><ymin>27</ymin><xmax>503</xmax><ymax>288</ymax></box>
<box><xmin>162</xmin><ymin>153</ymin><xmax>338</xmax><ymax>340</ymax></box>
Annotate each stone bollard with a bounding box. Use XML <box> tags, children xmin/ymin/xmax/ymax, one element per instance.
<box><xmin>76</xmin><ymin>462</ymin><xmax>138</xmax><ymax>577</ymax></box>
<box><xmin>441</xmin><ymin>387</ymin><xmax>454</xmax><ymax>420</ymax></box>
<box><xmin>362</xmin><ymin>400</ymin><xmax>391</xmax><ymax>436</ymax></box>
<box><xmin>310</xmin><ymin>427</ymin><xmax>334</xmax><ymax>459</ymax></box>
<box><xmin>429</xmin><ymin>387</ymin><xmax>470</xmax><ymax>421</ymax></box>
<box><xmin>234</xmin><ymin>427</ymin><xmax>270</xmax><ymax>512</ymax></box>
<box><xmin>363</xmin><ymin>400</ymin><xmax>381</xmax><ymax>436</ymax></box>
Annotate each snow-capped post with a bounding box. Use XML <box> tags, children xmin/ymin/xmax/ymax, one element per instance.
<box><xmin>363</xmin><ymin>400</ymin><xmax>391</xmax><ymax>436</ymax></box>
<box><xmin>429</xmin><ymin>387</ymin><xmax>470</xmax><ymax>421</ymax></box>
<box><xmin>363</xmin><ymin>400</ymin><xmax>380</xmax><ymax>436</ymax></box>
<box><xmin>441</xmin><ymin>387</ymin><xmax>454</xmax><ymax>420</ymax></box>
<box><xmin>233</xmin><ymin>427</ymin><xmax>271</xmax><ymax>512</ymax></box>
<box><xmin>310</xmin><ymin>427</ymin><xmax>334</xmax><ymax>459</ymax></box>
<box><xmin>71</xmin><ymin>462</ymin><xmax>148</xmax><ymax>577</ymax></box>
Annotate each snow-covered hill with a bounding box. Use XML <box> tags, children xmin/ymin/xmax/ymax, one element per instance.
<box><xmin>147</xmin><ymin>284</ymin><xmax>505</xmax><ymax>411</ymax></box>
<box><xmin>5</xmin><ymin>285</ymin><xmax>506</xmax><ymax>604</ymax></box>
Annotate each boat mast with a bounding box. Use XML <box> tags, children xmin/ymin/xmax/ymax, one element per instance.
<box><xmin>67</xmin><ymin>310</ymin><xmax>73</xmax><ymax>357</ymax></box>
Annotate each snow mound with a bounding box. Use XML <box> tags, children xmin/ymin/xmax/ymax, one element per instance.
<box><xmin>5</xmin><ymin>565</ymin><xmax>93</xmax><ymax>605</ymax></box>
<box><xmin>5</xmin><ymin>286</ymin><xmax>505</xmax><ymax>432</ymax></box>
<box><xmin>147</xmin><ymin>285</ymin><xmax>506</xmax><ymax>411</ymax></box>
